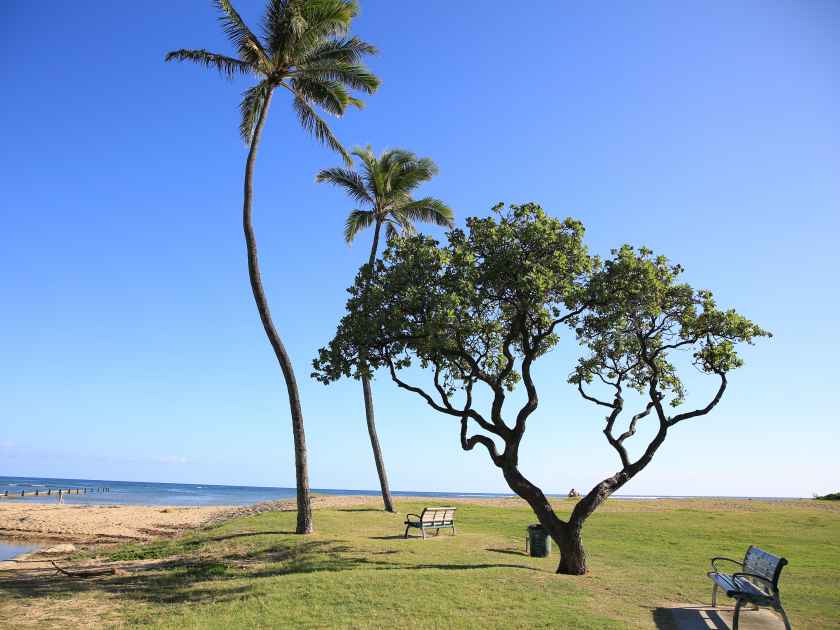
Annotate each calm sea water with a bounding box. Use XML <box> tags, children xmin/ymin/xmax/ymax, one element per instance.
<box><xmin>0</xmin><ymin>476</ymin><xmax>798</xmax><ymax>507</ymax></box>
<box><xmin>0</xmin><ymin>476</ymin><xmax>518</xmax><ymax>507</ymax></box>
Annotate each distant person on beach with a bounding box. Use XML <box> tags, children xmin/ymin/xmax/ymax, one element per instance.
<box><xmin>568</xmin><ymin>489</ymin><xmax>579</xmax><ymax>498</ymax></box>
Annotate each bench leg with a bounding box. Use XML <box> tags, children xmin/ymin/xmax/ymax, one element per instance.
<box><xmin>421</xmin><ymin>527</ymin><xmax>426</xmax><ymax>540</ymax></box>
<box><xmin>404</xmin><ymin>525</ymin><xmax>410</xmax><ymax>539</ymax></box>
<box><xmin>451</xmin><ymin>525</ymin><xmax>455</xmax><ymax>536</ymax></box>
<box><xmin>732</xmin><ymin>599</ymin><xmax>743</xmax><ymax>630</ymax></box>
<box><xmin>435</xmin><ymin>528</ymin><xmax>440</xmax><ymax>536</ymax></box>
<box><xmin>777</xmin><ymin>604</ymin><xmax>792</xmax><ymax>630</ymax></box>
<box><xmin>711</xmin><ymin>582</ymin><xmax>718</xmax><ymax>608</ymax></box>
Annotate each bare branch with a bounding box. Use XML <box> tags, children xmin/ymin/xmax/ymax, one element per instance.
<box><xmin>577</xmin><ymin>381</ymin><xmax>616</xmax><ymax>409</ymax></box>
<box><xmin>616</xmin><ymin>400</ymin><xmax>657</xmax><ymax>443</ymax></box>
<box><xmin>667</xmin><ymin>371</ymin><xmax>727</xmax><ymax>426</ymax></box>
<box><xmin>387</xmin><ymin>361</ymin><xmax>500</xmax><ymax>436</ymax></box>
<box><xmin>603</xmin><ymin>406</ymin><xmax>630</xmax><ymax>469</ymax></box>
<box><xmin>460</xmin><ymin>415</ymin><xmax>503</xmax><ymax>466</ymax></box>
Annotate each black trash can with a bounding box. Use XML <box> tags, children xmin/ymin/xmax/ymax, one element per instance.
<box><xmin>526</xmin><ymin>524</ymin><xmax>551</xmax><ymax>557</ymax></box>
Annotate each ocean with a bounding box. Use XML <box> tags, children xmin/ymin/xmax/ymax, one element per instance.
<box><xmin>0</xmin><ymin>476</ymin><xmax>517</xmax><ymax>507</ymax></box>
<box><xmin>0</xmin><ymin>476</ymin><xmax>799</xmax><ymax>507</ymax></box>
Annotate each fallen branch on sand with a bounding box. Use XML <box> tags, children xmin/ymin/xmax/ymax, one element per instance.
<box><xmin>50</xmin><ymin>560</ymin><xmax>117</xmax><ymax>578</ymax></box>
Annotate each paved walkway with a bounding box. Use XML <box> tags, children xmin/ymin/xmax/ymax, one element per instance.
<box><xmin>654</xmin><ymin>605</ymin><xmax>787</xmax><ymax>629</ymax></box>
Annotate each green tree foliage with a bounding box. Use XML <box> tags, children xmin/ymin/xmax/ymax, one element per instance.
<box><xmin>314</xmin><ymin>203</ymin><xmax>770</xmax><ymax>574</ymax></box>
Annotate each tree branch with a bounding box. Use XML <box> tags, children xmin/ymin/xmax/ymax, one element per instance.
<box><xmin>616</xmin><ymin>400</ymin><xmax>657</xmax><ymax>444</ymax></box>
<box><xmin>603</xmin><ymin>405</ymin><xmax>630</xmax><ymax>469</ymax></box>
<box><xmin>667</xmin><ymin>371</ymin><xmax>727</xmax><ymax>426</ymax></box>
<box><xmin>460</xmin><ymin>415</ymin><xmax>503</xmax><ymax>466</ymax></box>
<box><xmin>577</xmin><ymin>381</ymin><xmax>617</xmax><ymax>409</ymax></box>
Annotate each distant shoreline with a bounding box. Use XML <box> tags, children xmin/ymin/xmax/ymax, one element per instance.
<box><xmin>0</xmin><ymin>476</ymin><xmax>806</xmax><ymax>506</ymax></box>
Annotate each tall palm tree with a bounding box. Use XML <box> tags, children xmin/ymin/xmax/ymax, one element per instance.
<box><xmin>166</xmin><ymin>0</ymin><xmax>379</xmax><ymax>534</ymax></box>
<box><xmin>316</xmin><ymin>147</ymin><xmax>453</xmax><ymax>512</ymax></box>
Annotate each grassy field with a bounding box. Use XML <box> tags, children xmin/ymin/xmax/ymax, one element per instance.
<box><xmin>1</xmin><ymin>498</ymin><xmax>838</xmax><ymax>629</ymax></box>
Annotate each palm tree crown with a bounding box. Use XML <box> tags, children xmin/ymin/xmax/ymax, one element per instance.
<box><xmin>166</xmin><ymin>0</ymin><xmax>379</xmax><ymax>160</ymax></box>
<box><xmin>317</xmin><ymin>147</ymin><xmax>454</xmax><ymax>245</ymax></box>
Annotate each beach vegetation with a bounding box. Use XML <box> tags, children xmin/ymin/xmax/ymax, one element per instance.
<box><xmin>815</xmin><ymin>492</ymin><xmax>840</xmax><ymax>500</ymax></box>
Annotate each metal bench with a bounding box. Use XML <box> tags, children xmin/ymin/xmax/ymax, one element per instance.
<box><xmin>403</xmin><ymin>507</ymin><xmax>456</xmax><ymax>539</ymax></box>
<box><xmin>707</xmin><ymin>545</ymin><xmax>791</xmax><ymax>629</ymax></box>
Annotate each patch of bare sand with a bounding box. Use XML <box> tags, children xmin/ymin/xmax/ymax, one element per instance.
<box><xmin>0</xmin><ymin>503</ymin><xmax>231</xmax><ymax>544</ymax></box>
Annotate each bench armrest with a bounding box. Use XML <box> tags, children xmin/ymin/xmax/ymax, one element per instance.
<box><xmin>710</xmin><ymin>556</ymin><xmax>744</xmax><ymax>572</ymax></box>
<box><xmin>405</xmin><ymin>513</ymin><xmax>422</xmax><ymax>522</ymax></box>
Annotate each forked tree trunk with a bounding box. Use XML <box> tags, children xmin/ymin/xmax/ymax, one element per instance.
<box><xmin>242</xmin><ymin>90</ymin><xmax>313</xmax><ymax>534</ymax></box>
<box><xmin>361</xmin><ymin>220</ymin><xmax>395</xmax><ymax>512</ymax></box>
<box><xmin>503</xmin><ymin>464</ymin><xmax>593</xmax><ymax>575</ymax></box>
<box><xmin>556</xmin><ymin>525</ymin><xmax>587</xmax><ymax>575</ymax></box>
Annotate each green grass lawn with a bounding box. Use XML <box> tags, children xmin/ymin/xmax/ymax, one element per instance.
<box><xmin>2</xmin><ymin>498</ymin><xmax>838</xmax><ymax>629</ymax></box>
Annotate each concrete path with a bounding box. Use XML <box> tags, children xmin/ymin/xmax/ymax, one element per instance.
<box><xmin>653</xmin><ymin>604</ymin><xmax>788</xmax><ymax>629</ymax></box>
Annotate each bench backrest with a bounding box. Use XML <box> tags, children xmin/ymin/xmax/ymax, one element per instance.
<box><xmin>743</xmin><ymin>545</ymin><xmax>787</xmax><ymax>590</ymax></box>
<box><xmin>420</xmin><ymin>507</ymin><xmax>456</xmax><ymax>525</ymax></box>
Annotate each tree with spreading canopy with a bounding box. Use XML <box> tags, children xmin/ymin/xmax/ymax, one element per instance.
<box><xmin>316</xmin><ymin>147</ymin><xmax>453</xmax><ymax>513</ymax></box>
<box><xmin>166</xmin><ymin>0</ymin><xmax>379</xmax><ymax>534</ymax></box>
<box><xmin>313</xmin><ymin>203</ymin><xmax>770</xmax><ymax>574</ymax></box>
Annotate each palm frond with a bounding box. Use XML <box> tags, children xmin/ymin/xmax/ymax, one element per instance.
<box><xmin>302</xmin><ymin>37</ymin><xmax>377</xmax><ymax>65</ymax></box>
<box><xmin>214</xmin><ymin>0</ymin><xmax>270</xmax><ymax>68</ymax></box>
<box><xmin>164</xmin><ymin>49</ymin><xmax>256</xmax><ymax>79</ymax></box>
<box><xmin>292</xmin><ymin>95</ymin><xmax>350</xmax><ymax>164</ymax></box>
<box><xmin>395</xmin><ymin>197</ymin><xmax>454</xmax><ymax>227</ymax></box>
<box><xmin>297</xmin><ymin>61</ymin><xmax>379</xmax><ymax>94</ymax></box>
<box><xmin>315</xmin><ymin>167</ymin><xmax>372</xmax><ymax>205</ymax></box>
<box><xmin>344</xmin><ymin>209</ymin><xmax>375</xmax><ymax>243</ymax></box>
<box><xmin>391</xmin><ymin>157</ymin><xmax>438</xmax><ymax>193</ymax></box>
<box><xmin>290</xmin><ymin>77</ymin><xmax>353</xmax><ymax>116</ymax></box>
<box><xmin>239</xmin><ymin>80</ymin><xmax>274</xmax><ymax>143</ymax></box>
<box><xmin>390</xmin><ymin>214</ymin><xmax>417</xmax><ymax>236</ymax></box>
<box><xmin>379</xmin><ymin>150</ymin><xmax>416</xmax><ymax>194</ymax></box>
<box><xmin>297</xmin><ymin>0</ymin><xmax>357</xmax><ymax>41</ymax></box>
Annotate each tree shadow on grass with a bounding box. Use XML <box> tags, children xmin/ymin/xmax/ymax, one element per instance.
<box><xmin>486</xmin><ymin>547</ymin><xmax>528</xmax><ymax>557</ymax></box>
<box><xmin>0</xmin><ymin>537</ymin><xmax>545</xmax><ymax>610</ymax></box>
<box><xmin>203</xmin><ymin>531</ymin><xmax>297</xmax><ymax>543</ymax></box>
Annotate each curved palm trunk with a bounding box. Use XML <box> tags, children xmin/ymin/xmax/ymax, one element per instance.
<box><xmin>242</xmin><ymin>90</ymin><xmax>313</xmax><ymax>534</ymax></box>
<box><xmin>361</xmin><ymin>221</ymin><xmax>395</xmax><ymax>512</ymax></box>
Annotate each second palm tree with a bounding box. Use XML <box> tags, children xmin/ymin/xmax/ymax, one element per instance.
<box><xmin>317</xmin><ymin>147</ymin><xmax>453</xmax><ymax>512</ymax></box>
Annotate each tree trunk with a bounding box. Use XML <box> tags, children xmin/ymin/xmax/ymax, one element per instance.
<box><xmin>242</xmin><ymin>90</ymin><xmax>312</xmax><ymax>534</ymax></box>
<box><xmin>502</xmin><ymin>463</ymin><xmax>592</xmax><ymax>574</ymax></box>
<box><xmin>556</xmin><ymin>525</ymin><xmax>587</xmax><ymax>575</ymax></box>
<box><xmin>360</xmin><ymin>219</ymin><xmax>395</xmax><ymax>512</ymax></box>
<box><xmin>362</xmin><ymin>375</ymin><xmax>395</xmax><ymax>512</ymax></box>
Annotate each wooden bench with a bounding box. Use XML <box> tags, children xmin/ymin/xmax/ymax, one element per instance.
<box><xmin>707</xmin><ymin>545</ymin><xmax>791</xmax><ymax>630</ymax></box>
<box><xmin>403</xmin><ymin>507</ymin><xmax>456</xmax><ymax>539</ymax></box>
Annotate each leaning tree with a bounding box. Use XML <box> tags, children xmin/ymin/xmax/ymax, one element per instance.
<box><xmin>316</xmin><ymin>147</ymin><xmax>453</xmax><ymax>512</ymax></box>
<box><xmin>313</xmin><ymin>203</ymin><xmax>769</xmax><ymax>574</ymax></box>
<box><xmin>166</xmin><ymin>0</ymin><xmax>379</xmax><ymax>533</ymax></box>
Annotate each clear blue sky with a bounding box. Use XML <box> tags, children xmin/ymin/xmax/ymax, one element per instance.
<box><xmin>2</xmin><ymin>1</ymin><xmax>838</xmax><ymax>497</ymax></box>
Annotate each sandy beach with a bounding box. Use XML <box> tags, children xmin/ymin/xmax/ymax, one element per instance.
<box><xmin>0</xmin><ymin>503</ymin><xmax>232</xmax><ymax>544</ymax></box>
<box><xmin>0</xmin><ymin>495</ymin><xmax>435</xmax><ymax>546</ymax></box>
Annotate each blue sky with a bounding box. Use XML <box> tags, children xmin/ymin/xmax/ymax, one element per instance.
<box><xmin>2</xmin><ymin>1</ymin><xmax>838</xmax><ymax>497</ymax></box>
